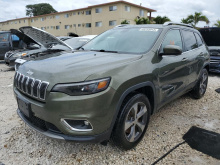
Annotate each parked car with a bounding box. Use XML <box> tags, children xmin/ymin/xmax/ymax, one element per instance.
<box><xmin>5</xmin><ymin>26</ymin><xmax>95</xmax><ymax>68</ymax></box>
<box><xmin>14</xmin><ymin>23</ymin><xmax>209</xmax><ymax>150</ymax></box>
<box><xmin>199</xmin><ymin>27</ymin><xmax>220</xmax><ymax>73</ymax></box>
<box><xmin>0</xmin><ymin>30</ymin><xmax>37</xmax><ymax>60</ymax></box>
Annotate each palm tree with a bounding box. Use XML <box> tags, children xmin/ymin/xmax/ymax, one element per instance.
<box><xmin>121</xmin><ymin>20</ymin><xmax>129</xmax><ymax>24</ymax></box>
<box><xmin>214</xmin><ymin>20</ymin><xmax>220</xmax><ymax>27</ymax></box>
<box><xmin>153</xmin><ymin>16</ymin><xmax>171</xmax><ymax>24</ymax></box>
<box><xmin>181</xmin><ymin>18</ymin><xmax>193</xmax><ymax>25</ymax></box>
<box><xmin>134</xmin><ymin>17</ymin><xmax>151</xmax><ymax>24</ymax></box>
<box><xmin>184</xmin><ymin>12</ymin><xmax>209</xmax><ymax>27</ymax></box>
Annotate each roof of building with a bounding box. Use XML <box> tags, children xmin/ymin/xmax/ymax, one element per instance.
<box><xmin>0</xmin><ymin>1</ymin><xmax>156</xmax><ymax>23</ymax></box>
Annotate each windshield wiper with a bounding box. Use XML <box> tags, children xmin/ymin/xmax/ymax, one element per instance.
<box><xmin>91</xmin><ymin>49</ymin><xmax>118</xmax><ymax>53</ymax></box>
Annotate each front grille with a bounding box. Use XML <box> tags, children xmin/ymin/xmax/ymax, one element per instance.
<box><xmin>14</xmin><ymin>72</ymin><xmax>49</xmax><ymax>100</ymax></box>
<box><xmin>210</xmin><ymin>59</ymin><xmax>220</xmax><ymax>64</ymax></box>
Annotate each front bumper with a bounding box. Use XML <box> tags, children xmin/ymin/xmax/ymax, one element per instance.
<box><xmin>17</xmin><ymin>109</ymin><xmax>111</xmax><ymax>142</ymax></box>
<box><xmin>14</xmin><ymin>86</ymin><xmax>117</xmax><ymax>142</ymax></box>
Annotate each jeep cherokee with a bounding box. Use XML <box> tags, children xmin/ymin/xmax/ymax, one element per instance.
<box><xmin>14</xmin><ymin>22</ymin><xmax>210</xmax><ymax>150</ymax></box>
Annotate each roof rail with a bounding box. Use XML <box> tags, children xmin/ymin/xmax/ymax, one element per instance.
<box><xmin>163</xmin><ymin>22</ymin><xmax>193</xmax><ymax>28</ymax></box>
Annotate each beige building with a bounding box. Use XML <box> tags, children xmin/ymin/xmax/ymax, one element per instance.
<box><xmin>0</xmin><ymin>1</ymin><xmax>156</xmax><ymax>36</ymax></box>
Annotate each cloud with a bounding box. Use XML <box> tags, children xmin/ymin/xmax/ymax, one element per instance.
<box><xmin>0</xmin><ymin>0</ymin><xmax>219</xmax><ymax>27</ymax></box>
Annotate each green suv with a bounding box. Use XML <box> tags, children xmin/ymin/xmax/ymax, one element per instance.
<box><xmin>14</xmin><ymin>23</ymin><xmax>210</xmax><ymax>150</ymax></box>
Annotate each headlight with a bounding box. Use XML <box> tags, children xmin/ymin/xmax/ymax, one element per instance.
<box><xmin>51</xmin><ymin>78</ymin><xmax>111</xmax><ymax>96</ymax></box>
<box><xmin>13</xmin><ymin>52</ymin><xmax>27</xmax><ymax>58</ymax></box>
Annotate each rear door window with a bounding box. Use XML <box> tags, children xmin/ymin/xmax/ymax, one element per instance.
<box><xmin>0</xmin><ymin>33</ymin><xmax>9</xmax><ymax>42</ymax></box>
<box><xmin>160</xmin><ymin>29</ymin><xmax>183</xmax><ymax>53</ymax></box>
<box><xmin>194</xmin><ymin>33</ymin><xmax>203</xmax><ymax>47</ymax></box>
<box><xmin>182</xmin><ymin>30</ymin><xmax>198</xmax><ymax>51</ymax></box>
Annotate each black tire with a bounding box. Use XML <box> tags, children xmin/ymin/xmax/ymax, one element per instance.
<box><xmin>190</xmin><ymin>68</ymin><xmax>208</xmax><ymax>99</ymax></box>
<box><xmin>111</xmin><ymin>93</ymin><xmax>151</xmax><ymax>150</ymax></box>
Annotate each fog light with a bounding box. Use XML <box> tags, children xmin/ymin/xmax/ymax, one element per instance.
<box><xmin>61</xmin><ymin>119</ymin><xmax>93</xmax><ymax>132</ymax></box>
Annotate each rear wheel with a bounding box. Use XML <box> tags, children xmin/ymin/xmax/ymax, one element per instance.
<box><xmin>111</xmin><ymin>93</ymin><xmax>151</xmax><ymax>150</ymax></box>
<box><xmin>190</xmin><ymin>69</ymin><xmax>208</xmax><ymax>99</ymax></box>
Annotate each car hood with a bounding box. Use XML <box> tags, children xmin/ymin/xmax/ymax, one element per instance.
<box><xmin>19</xmin><ymin>26</ymin><xmax>72</xmax><ymax>50</ymax></box>
<box><xmin>18</xmin><ymin>51</ymin><xmax>142</xmax><ymax>84</ymax></box>
<box><xmin>10</xmin><ymin>29</ymin><xmax>40</xmax><ymax>46</ymax></box>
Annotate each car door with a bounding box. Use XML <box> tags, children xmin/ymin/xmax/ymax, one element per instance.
<box><xmin>180</xmin><ymin>30</ymin><xmax>201</xmax><ymax>86</ymax></box>
<box><xmin>0</xmin><ymin>32</ymin><xmax>11</xmax><ymax>59</ymax></box>
<box><xmin>157</xmin><ymin>29</ymin><xmax>191</xmax><ymax>106</ymax></box>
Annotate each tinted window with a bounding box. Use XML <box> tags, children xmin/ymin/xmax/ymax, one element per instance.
<box><xmin>160</xmin><ymin>29</ymin><xmax>183</xmax><ymax>53</ymax></box>
<box><xmin>0</xmin><ymin>33</ymin><xmax>9</xmax><ymax>42</ymax></box>
<box><xmin>194</xmin><ymin>33</ymin><xmax>203</xmax><ymax>47</ymax></box>
<box><xmin>182</xmin><ymin>30</ymin><xmax>198</xmax><ymax>51</ymax></box>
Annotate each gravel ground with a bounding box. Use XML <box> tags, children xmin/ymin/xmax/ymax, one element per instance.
<box><xmin>0</xmin><ymin>61</ymin><xmax>220</xmax><ymax>165</ymax></box>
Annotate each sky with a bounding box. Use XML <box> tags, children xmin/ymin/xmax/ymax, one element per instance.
<box><xmin>0</xmin><ymin>0</ymin><xmax>219</xmax><ymax>27</ymax></box>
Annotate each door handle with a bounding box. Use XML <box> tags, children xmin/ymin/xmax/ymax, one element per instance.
<box><xmin>181</xmin><ymin>58</ymin><xmax>188</xmax><ymax>62</ymax></box>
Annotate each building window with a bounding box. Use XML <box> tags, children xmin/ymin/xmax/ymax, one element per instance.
<box><xmin>41</xmin><ymin>18</ymin><xmax>45</xmax><ymax>21</ymax></box>
<box><xmin>109</xmin><ymin>20</ymin><xmax>116</xmax><ymax>26</ymax></box>
<box><xmin>78</xmin><ymin>11</ymin><xmax>81</xmax><ymax>15</ymax></box>
<box><xmin>73</xmin><ymin>12</ymin><xmax>76</xmax><ymax>15</ymax></box>
<box><xmin>47</xmin><ymin>26</ymin><xmax>49</xmax><ymax>29</ymax></box>
<box><xmin>19</xmin><ymin>20</ymin><xmax>21</xmax><ymax>23</ymax></box>
<box><xmin>55</xmin><ymin>15</ymin><xmax>60</xmax><ymax>19</ymax></box>
<box><xmin>31</xmin><ymin>19</ymin><xmax>34</xmax><ymax>22</ymax></box>
<box><xmin>14</xmin><ymin>21</ymin><xmax>17</xmax><ymax>24</ymax></box>
<box><xmin>96</xmin><ymin>8</ymin><xmax>102</xmax><ymax>13</ymax></box>
<box><xmin>86</xmin><ymin>10</ymin><xmax>91</xmax><ymax>15</ymax></box>
<box><xmin>95</xmin><ymin>21</ymin><xmax>102</xmax><ymax>27</ymax></box>
<box><xmin>109</xmin><ymin>6</ymin><xmax>117</xmax><ymax>11</ymax></box>
<box><xmin>139</xmin><ymin>9</ymin><xmax>144</xmax><ymax>16</ymax></box>
<box><xmin>85</xmin><ymin>23</ymin><xmax>91</xmax><ymax>28</ymax></box>
<box><xmin>41</xmin><ymin>27</ymin><xmax>46</xmax><ymax>30</ymax></box>
<box><xmin>64</xmin><ymin>14</ymin><xmax>69</xmax><ymax>18</ymax></box>
<box><xmin>65</xmin><ymin>25</ymin><xmax>70</xmax><ymax>29</ymax></box>
<box><xmin>125</xmin><ymin>6</ymin><xmax>130</xmax><ymax>12</ymax></box>
<box><xmin>51</xmin><ymin>26</ymin><xmax>54</xmax><ymax>29</ymax></box>
<box><xmin>24</xmin><ymin>20</ymin><xmax>26</xmax><ymax>23</ymax></box>
<box><xmin>73</xmin><ymin>24</ymin><xmax>76</xmax><ymax>27</ymax></box>
<box><xmin>56</xmin><ymin>25</ymin><xmax>60</xmax><ymax>30</ymax></box>
<box><xmin>78</xmin><ymin>24</ymin><xmax>81</xmax><ymax>27</ymax></box>
<box><xmin>11</xmin><ymin>22</ymin><xmax>13</xmax><ymax>24</ymax></box>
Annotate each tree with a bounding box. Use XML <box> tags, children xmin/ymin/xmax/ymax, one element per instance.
<box><xmin>153</xmin><ymin>16</ymin><xmax>171</xmax><ymax>24</ymax></box>
<box><xmin>182</xmin><ymin>12</ymin><xmax>209</xmax><ymax>27</ymax></box>
<box><xmin>134</xmin><ymin>17</ymin><xmax>151</xmax><ymax>24</ymax></box>
<box><xmin>121</xmin><ymin>20</ymin><xmax>129</xmax><ymax>24</ymax></box>
<box><xmin>26</xmin><ymin>3</ymin><xmax>57</xmax><ymax>17</ymax></box>
<box><xmin>181</xmin><ymin>18</ymin><xmax>193</xmax><ymax>25</ymax></box>
<box><xmin>214</xmin><ymin>20</ymin><xmax>220</xmax><ymax>27</ymax></box>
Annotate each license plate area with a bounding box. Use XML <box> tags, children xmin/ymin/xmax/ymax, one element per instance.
<box><xmin>17</xmin><ymin>97</ymin><xmax>32</xmax><ymax>118</ymax></box>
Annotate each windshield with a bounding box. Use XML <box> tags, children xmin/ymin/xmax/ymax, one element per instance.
<box><xmin>200</xmin><ymin>28</ymin><xmax>220</xmax><ymax>46</ymax></box>
<box><xmin>82</xmin><ymin>27</ymin><xmax>162</xmax><ymax>54</ymax></box>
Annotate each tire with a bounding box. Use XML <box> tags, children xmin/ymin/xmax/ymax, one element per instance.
<box><xmin>190</xmin><ymin>68</ymin><xmax>208</xmax><ymax>99</ymax></box>
<box><xmin>111</xmin><ymin>93</ymin><xmax>151</xmax><ymax>150</ymax></box>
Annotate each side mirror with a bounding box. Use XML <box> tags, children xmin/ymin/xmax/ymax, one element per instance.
<box><xmin>160</xmin><ymin>45</ymin><xmax>182</xmax><ymax>56</ymax></box>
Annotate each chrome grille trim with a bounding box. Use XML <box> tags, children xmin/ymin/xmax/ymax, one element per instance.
<box><xmin>14</xmin><ymin>72</ymin><xmax>49</xmax><ymax>101</ymax></box>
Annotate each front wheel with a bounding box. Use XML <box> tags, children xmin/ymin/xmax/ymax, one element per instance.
<box><xmin>190</xmin><ymin>68</ymin><xmax>208</xmax><ymax>99</ymax></box>
<box><xmin>111</xmin><ymin>93</ymin><xmax>151</xmax><ymax>150</ymax></box>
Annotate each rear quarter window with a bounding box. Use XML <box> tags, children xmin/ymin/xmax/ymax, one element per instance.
<box><xmin>182</xmin><ymin>30</ymin><xmax>198</xmax><ymax>51</ymax></box>
<box><xmin>194</xmin><ymin>33</ymin><xmax>203</xmax><ymax>47</ymax></box>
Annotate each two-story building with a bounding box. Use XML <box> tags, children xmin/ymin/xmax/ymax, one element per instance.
<box><xmin>0</xmin><ymin>1</ymin><xmax>156</xmax><ymax>36</ymax></box>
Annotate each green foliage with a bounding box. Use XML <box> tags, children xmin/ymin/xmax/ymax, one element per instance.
<box><xmin>181</xmin><ymin>12</ymin><xmax>209</xmax><ymax>28</ymax></box>
<box><xmin>26</xmin><ymin>3</ymin><xmax>57</xmax><ymax>17</ymax></box>
<box><xmin>134</xmin><ymin>17</ymin><xmax>151</xmax><ymax>24</ymax></box>
<box><xmin>153</xmin><ymin>16</ymin><xmax>171</xmax><ymax>24</ymax></box>
<box><xmin>214</xmin><ymin>20</ymin><xmax>220</xmax><ymax>27</ymax></box>
<box><xmin>121</xmin><ymin>20</ymin><xmax>129</xmax><ymax>24</ymax></box>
